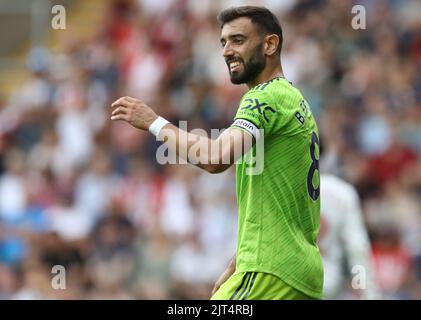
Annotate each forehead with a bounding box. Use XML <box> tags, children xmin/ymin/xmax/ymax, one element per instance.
<box><xmin>220</xmin><ymin>17</ymin><xmax>256</xmax><ymax>38</ymax></box>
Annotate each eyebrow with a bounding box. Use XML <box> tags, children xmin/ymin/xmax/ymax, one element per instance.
<box><xmin>220</xmin><ymin>33</ymin><xmax>247</xmax><ymax>43</ymax></box>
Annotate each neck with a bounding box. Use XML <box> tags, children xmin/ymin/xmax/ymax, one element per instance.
<box><xmin>247</xmin><ymin>64</ymin><xmax>284</xmax><ymax>89</ymax></box>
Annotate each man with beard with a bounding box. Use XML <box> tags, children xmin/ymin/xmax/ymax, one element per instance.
<box><xmin>110</xmin><ymin>6</ymin><xmax>323</xmax><ymax>300</ymax></box>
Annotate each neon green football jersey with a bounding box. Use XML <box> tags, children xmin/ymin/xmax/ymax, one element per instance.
<box><xmin>230</xmin><ymin>77</ymin><xmax>323</xmax><ymax>299</ymax></box>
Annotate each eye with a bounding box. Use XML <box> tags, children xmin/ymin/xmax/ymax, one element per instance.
<box><xmin>233</xmin><ymin>39</ymin><xmax>244</xmax><ymax>44</ymax></box>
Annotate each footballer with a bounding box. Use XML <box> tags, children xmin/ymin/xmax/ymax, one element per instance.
<box><xmin>111</xmin><ymin>6</ymin><xmax>323</xmax><ymax>300</ymax></box>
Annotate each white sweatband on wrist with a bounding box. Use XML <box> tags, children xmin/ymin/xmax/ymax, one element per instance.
<box><xmin>149</xmin><ymin>116</ymin><xmax>170</xmax><ymax>137</ymax></box>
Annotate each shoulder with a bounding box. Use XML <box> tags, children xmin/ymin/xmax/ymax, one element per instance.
<box><xmin>239</xmin><ymin>78</ymin><xmax>291</xmax><ymax>114</ymax></box>
<box><xmin>243</xmin><ymin>78</ymin><xmax>304</xmax><ymax>114</ymax></box>
<box><xmin>236</xmin><ymin>78</ymin><xmax>301</xmax><ymax>131</ymax></box>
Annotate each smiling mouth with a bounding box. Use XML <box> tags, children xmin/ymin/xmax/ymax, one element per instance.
<box><xmin>228</xmin><ymin>60</ymin><xmax>242</xmax><ymax>72</ymax></box>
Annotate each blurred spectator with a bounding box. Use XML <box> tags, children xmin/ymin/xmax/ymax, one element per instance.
<box><xmin>371</xmin><ymin>227</ymin><xmax>414</xmax><ymax>299</ymax></box>
<box><xmin>131</xmin><ymin>222</ymin><xmax>173</xmax><ymax>299</ymax></box>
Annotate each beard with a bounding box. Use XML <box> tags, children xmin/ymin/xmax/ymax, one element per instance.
<box><xmin>229</xmin><ymin>43</ymin><xmax>266</xmax><ymax>84</ymax></box>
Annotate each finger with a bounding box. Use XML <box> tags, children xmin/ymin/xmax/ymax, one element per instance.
<box><xmin>116</xmin><ymin>99</ymin><xmax>133</xmax><ymax>108</ymax></box>
<box><xmin>123</xmin><ymin>96</ymin><xmax>137</xmax><ymax>103</ymax></box>
<box><xmin>111</xmin><ymin>106</ymin><xmax>129</xmax><ymax>116</ymax></box>
<box><xmin>111</xmin><ymin>97</ymin><xmax>133</xmax><ymax>108</ymax></box>
<box><xmin>111</xmin><ymin>97</ymin><xmax>125</xmax><ymax>108</ymax></box>
<box><xmin>111</xmin><ymin>114</ymin><xmax>130</xmax><ymax>121</ymax></box>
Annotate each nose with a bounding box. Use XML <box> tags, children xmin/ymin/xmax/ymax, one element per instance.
<box><xmin>223</xmin><ymin>42</ymin><xmax>234</xmax><ymax>58</ymax></box>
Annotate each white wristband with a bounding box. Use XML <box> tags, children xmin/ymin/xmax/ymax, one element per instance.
<box><xmin>149</xmin><ymin>116</ymin><xmax>170</xmax><ymax>137</ymax></box>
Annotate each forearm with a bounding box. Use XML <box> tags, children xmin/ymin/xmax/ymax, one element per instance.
<box><xmin>158</xmin><ymin>123</ymin><xmax>234</xmax><ymax>173</ymax></box>
<box><xmin>110</xmin><ymin>96</ymin><xmax>252</xmax><ymax>173</ymax></box>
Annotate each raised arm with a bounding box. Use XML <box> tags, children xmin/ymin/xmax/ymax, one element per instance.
<box><xmin>111</xmin><ymin>96</ymin><xmax>255</xmax><ymax>174</ymax></box>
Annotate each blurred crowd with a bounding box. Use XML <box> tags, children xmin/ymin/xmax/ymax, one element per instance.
<box><xmin>0</xmin><ymin>0</ymin><xmax>420</xmax><ymax>299</ymax></box>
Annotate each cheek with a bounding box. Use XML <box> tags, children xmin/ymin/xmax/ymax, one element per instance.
<box><xmin>239</xmin><ymin>49</ymin><xmax>253</xmax><ymax>63</ymax></box>
<box><xmin>242</xmin><ymin>42</ymin><xmax>263</xmax><ymax>62</ymax></box>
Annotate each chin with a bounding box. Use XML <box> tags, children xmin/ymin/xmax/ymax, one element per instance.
<box><xmin>230</xmin><ymin>73</ymin><xmax>247</xmax><ymax>84</ymax></box>
<box><xmin>231</xmin><ymin>79</ymin><xmax>245</xmax><ymax>85</ymax></box>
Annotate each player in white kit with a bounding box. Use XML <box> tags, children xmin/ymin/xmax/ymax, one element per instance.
<box><xmin>319</xmin><ymin>173</ymin><xmax>381</xmax><ymax>299</ymax></box>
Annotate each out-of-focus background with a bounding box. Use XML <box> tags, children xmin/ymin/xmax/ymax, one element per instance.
<box><xmin>0</xmin><ymin>0</ymin><xmax>420</xmax><ymax>300</ymax></box>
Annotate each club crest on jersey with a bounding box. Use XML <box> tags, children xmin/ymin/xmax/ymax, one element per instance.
<box><xmin>241</xmin><ymin>98</ymin><xmax>276</xmax><ymax>123</ymax></box>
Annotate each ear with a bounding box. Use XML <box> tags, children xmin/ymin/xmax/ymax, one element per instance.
<box><xmin>264</xmin><ymin>34</ymin><xmax>280</xmax><ymax>56</ymax></box>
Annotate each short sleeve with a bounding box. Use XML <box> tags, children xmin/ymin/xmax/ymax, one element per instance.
<box><xmin>231</xmin><ymin>90</ymin><xmax>277</xmax><ymax>139</ymax></box>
